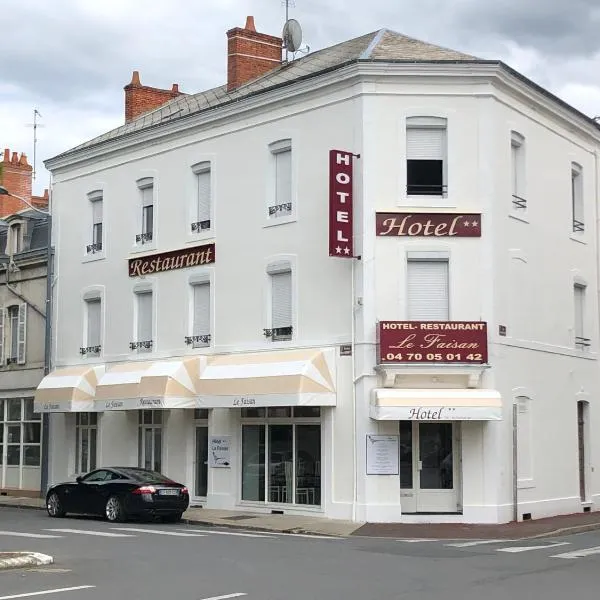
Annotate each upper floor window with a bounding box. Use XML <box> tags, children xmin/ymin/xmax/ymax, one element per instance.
<box><xmin>571</xmin><ymin>163</ymin><xmax>584</xmax><ymax>233</ymax></box>
<box><xmin>132</xmin><ymin>290</ymin><xmax>153</xmax><ymax>352</ymax></box>
<box><xmin>511</xmin><ymin>132</ymin><xmax>526</xmax><ymax>210</ymax></box>
<box><xmin>0</xmin><ymin>304</ymin><xmax>27</xmax><ymax>365</ymax></box>
<box><xmin>186</xmin><ymin>280</ymin><xmax>211</xmax><ymax>348</ymax></box>
<box><xmin>407</xmin><ymin>257</ymin><xmax>449</xmax><ymax>320</ymax></box>
<box><xmin>136</xmin><ymin>178</ymin><xmax>154</xmax><ymax>244</ymax></box>
<box><xmin>9</xmin><ymin>223</ymin><xmax>22</xmax><ymax>255</ymax></box>
<box><xmin>81</xmin><ymin>298</ymin><xmax>102</xmax><ymax>356</ymax></box>
<box><xmin>574</xmin><ymin>283</ymin><xmax>589</xmax><ymax>349</ymax></box>
<box><xmin>266</xmin><ymin>263</ymin><xmax>293</xmax><ymax>341</ymax></box>
<box><xmin>191</xmin><ymin>162</ymin><xmax>211</xmax><ymax>233</ymax></box>
<box><xmin>268</xmin><ymin>139</ymin><xmax>292</xmax><ymax>219</ymax></box>
<box><xmin>406</xmin><ymin>117</ymin><xmax>447</xmax><ymax>197</ymax></box>
<box><xmin>86</xmin><ymin>191</ymin><xmax>103</xmax><ymax>254</ymax></box>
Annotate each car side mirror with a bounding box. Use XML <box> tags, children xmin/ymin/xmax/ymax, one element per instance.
<box><xmin>76</xmin><ymin>476</ymin><xmax>83</xmax><ymax>484</ymax></box>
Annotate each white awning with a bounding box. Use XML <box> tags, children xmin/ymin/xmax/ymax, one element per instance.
<box><xmin>196</xmin><ymin>348</ymin><xmax>336</xmax><ymax>408</ymax></box>
<box><xmin>370</xmin><ymin>388</ymin><xmax>502</xmax><ymax>421</ymax></box>
<box><xmin>34</xmin><ymin>365</ymin><xmax>105</xmax><ymax>413</ymax></box>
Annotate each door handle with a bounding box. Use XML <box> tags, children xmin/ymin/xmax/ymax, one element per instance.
<box><xmin>418</xmin><ymin>461</ymin><xmax>423</xmax><ymax>471</ymax></box>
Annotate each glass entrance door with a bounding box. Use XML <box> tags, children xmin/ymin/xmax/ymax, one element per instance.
<box><xmin>195</xmin><ymin>426</ymin><xmax>208</xmax><ymax>498</ymax></box>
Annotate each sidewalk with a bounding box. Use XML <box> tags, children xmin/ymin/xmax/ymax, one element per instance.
<box><xmin>2</xmin><ymin>495</ymin><xmax>600</xmax><ymax>540</ymax></box>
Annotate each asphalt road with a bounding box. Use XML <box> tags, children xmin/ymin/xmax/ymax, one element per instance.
<box><xmin>2</xmin><ymin>507</ymin><xmax>600</xmax><ymax>599</ymax></box>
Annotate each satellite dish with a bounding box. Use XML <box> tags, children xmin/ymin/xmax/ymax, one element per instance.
<box><xmin>282</xmin><ymin>19</ymin><xmax>303</xmax><ymax>53</ymax></box>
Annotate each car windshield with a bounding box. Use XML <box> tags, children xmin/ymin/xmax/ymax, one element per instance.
<box><xmin>117</xmin><ymin>468</ymin><xmax>175</xmax><ymax>484</ymax></box>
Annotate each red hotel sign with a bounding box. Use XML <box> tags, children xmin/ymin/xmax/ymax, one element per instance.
<box><xmin>376</xmin><ymin>213</ymin><xmax>481</xmax><ymax>237</ymax></box>
<box><xmin>329</xmin><ymin>149</ymin><xmax>354</xmax><ymax>257</ymax></box>
<box><xmin>129</xmin><ymin>243</ymin><xmax>215</xmax><ymax>277</ymax></box>
<box><xmin>379</xmin><ymin>321</ymin><xmax>488</xmax><ymax>364</ymax></box>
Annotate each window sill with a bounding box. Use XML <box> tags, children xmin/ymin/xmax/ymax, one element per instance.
<box><xmin>82</xmin><ymin>251</ymin><xmax>106</xmax><ymax>264</ymax></box>
<box><xmin>509</xmin><ymin>212</ymin><xmax>529</xmax><ymax>224</ymax></box>
<box><xmin>570</xmin><ymin>233</ymin><xmax>587</xmax><ymax>245</ymax></box>
<box><xmin>187</xmin><ymin>229</ymin><xmax>215</xmax><ymax>244</ymax></box>
<box><xmin>263</xmin><ymin>213</ymin><xmax>297</xmax><ymax>228</ymax></box>
<box><xmin>402</xmin><ymin>195</ymin><xmax>455</xmax><ymax>209</ymax></box>
<box><xmin>130</xmin><ymin>240</ymin><xmax>157</xmax><ymax>254</ymax></box>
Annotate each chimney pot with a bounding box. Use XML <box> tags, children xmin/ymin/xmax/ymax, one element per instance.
<box><xmin>3</xmin><ymin>148</ymin><xmax>9</xmax><ymax>162</ymax></box>
<box><xmin>130</xmin><ymin>70</ymin><xmax>141</xmax><ymax>86</ymax></box>
<box><xmin>172</xmin><ymin>83</ymin><xmax>179</xmax><ymax>93</ymax></box>
<box><xmin>11</xmin><ymin>152</ymin><xmax>18</xmax><ymax>164</ymax></box>
<box><xmin>245</xmin><ymin>15</ymin><xmax>256</xmax><ymax>31</ymax></box>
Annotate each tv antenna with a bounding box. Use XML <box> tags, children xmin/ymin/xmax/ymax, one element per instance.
<box><xmin>281</xmin><ymin>0</ymin><xmax>303</xmax><ymax>62</ymax></box>
<box><xmin>26</xmin><ymin>109</ymin><xmax>44</xmax><ymax>181</ymax></box>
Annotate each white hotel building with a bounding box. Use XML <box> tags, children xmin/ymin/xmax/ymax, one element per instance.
<box><xmin>38</xmin><ymin>18</ymin><xmax>600</xmax><ymax>523</ymax></box>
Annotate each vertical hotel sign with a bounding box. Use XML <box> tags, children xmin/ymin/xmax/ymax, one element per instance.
<box><xmin>329</xmin><ymin>150</ymin><xmax>355</xmax><ymax>258</ymax></box>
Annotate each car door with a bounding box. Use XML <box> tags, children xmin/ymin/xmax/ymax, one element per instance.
<box><xmin>70</xmin><ymin>469</ymin><xmax>112</xmax><ymax>514</ymax></box>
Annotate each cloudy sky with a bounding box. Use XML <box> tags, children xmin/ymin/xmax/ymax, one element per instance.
<box><xmin>2</xmin><ymin>0</ymin><xmax>600</xmax><ymax>194</ymax></box>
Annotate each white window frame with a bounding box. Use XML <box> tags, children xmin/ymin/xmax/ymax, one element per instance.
<box><xmin>82</xmin><ymin>297</ymin><xmax>102</xmax><ymax>357</ymax></box>
<box><xmin>406</xmin><ymin>254</ymin><xmax>450</xmax><ymax>321</ymax></box>
<box><xmin>187</xmin><ymin>271</ymin><xmax>212</xmax><ymax>349</ymax></box>
<box><xmin>265</xmin><ymin>139</ymin><xmax>295</xmax><ymax>227</ymax></box>
<box><xmin>75</xmin><ymin>412</ymin><xmax>98</xmax><ymax>475</ymax></box>
<box><xmin>510</xmin><ymin>131</ymin><xmax>527</xmax><ymax>215</ymax></box>
<box><xmin>189</xmin><ymin>161</ymin><xmax>214</xmax><ymax>240</ymax></box>
<box><xmin>134</xmin><ymin>177</ymin><xmax>156</xmax><ymax>250</ymax></box>
<box><xmin>132</xmin><ymin>285</ymin><xmax>154</xmax><ymax>353</ymax></box>
<box><xmin>266</xmin><ymin>260</ymin><xmax>294</xmax><ymax>342</ymax></box>
<box><xmin>574</xmin><ymin>282</ymin><xmax>589</xmax><ymax>350</ymax></box>
<box><xmin>571</xmin><ymin>163</ymin><xmax>584</xmax><ymax>235</ymax></box>
<box><xmin>3</xmin><ymin>304</ymin><xmax>27</xmax><ymax>366</ymax></box>
<box><xmin>138</xmin><ymin>410</ymin><xmax>163</xmax><ymax>473</ymax></box>
<box><xmin>8</xmin><ymin>223</ymin><xmax>23</xmax><ymax>256</ymax></box>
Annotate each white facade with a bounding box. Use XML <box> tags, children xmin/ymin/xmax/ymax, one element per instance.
<box><xmin>43</xmin><ymin>51</ymin><xmax>600</xmax><ymax>522</ymax></box>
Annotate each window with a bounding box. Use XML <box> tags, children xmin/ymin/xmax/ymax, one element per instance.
<box><xmin>2</xmin><ymin>304</ymin><xmax>27</xmax><ymax>365</ymax></box>
<box><xmin>511</xmin><ymin>132</ymin><xmax>526</xmax><ymax>210</ymax></box>
<box><xmin>75</xmin><ymin>413</ymin><xmax>97</xmax><ymax>474</ymax></box>
<box><xmin>9</xmin><ymin>224</ymin><xmax>22</xmax><ymax>255</ymax></box>
<box><xmin>138</xmin><ymin>410</ymin><xmax>162</xmax><ymax>473</ymax></box>
<box><xmin>87</xmin><ymin>191</ymin><xmax>103</xmax><ymax>254</ymax></box>
<box><xmin>132</xmin><ymin>291</ymin><xmax>153</xmax><ymax>352</ymax></box>
<box><xmin>268</xmin><ymin>140</ymin><xmax>292</xmax><ymax>218</ymax></box>
<box><xmin>241</xmin><ymin>407</ymin><xmax>321</xmax><ymax>506</ymax></box>
<box><xmin>407</xmin><ymin>258</ymin><xmax>449</xmax><ymax>320</ymax></box>
<box><xmin>572</xmin><ymin>163</ymin><xmax>584</xmax><ymax>233</ymax></box>
<box><xmin>0</xmin><ymin>398</ymin><xmax>41</xmax><ymax>479</ymax></box>
<box><xmin>81</xmin><ymin>299</ymin><xmax>101</xmax><ymax>356</ymax></box>
<box><xmin>574</xmin><ymin>284</ymin><xmax>589</xmax><ymax>349</ymax></box>
<box><xmin>267</xmin><ymin>266</ymin><xmax>292</xmax><ymax>341</ymax></box>
<box><xmin>406</xmin><ymin>117</ymin><xmax>447</xmax><ymax>196</ymax></box>
<box><xmin>186</xmin><ymin>282</ymin><xmax>210</xmax><ymax>347</ymax></box>
<box><xmin>191</xmin><ymin>162</ymin><xmax>211</xmax><ymax>233</ymax></box>
<box><xmin>137</xmin><ymin>178</ymin><xmax>154</xmax><ymax>244</ymax></box>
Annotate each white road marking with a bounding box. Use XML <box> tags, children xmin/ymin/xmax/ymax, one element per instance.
<box><xmin>176</xmin><ymin>529</ymin><xmax>272</xmax><ymax>538</ymax></box>
<box><xmin>199</xmin><ymin>595</ymin><xmax>247</xmax><ymax>600</ymax></box>
<box><xmin>280</xmin><ymin>533</ymin><xmax>341</xmax><ymax>540</ymax></box>
<box><xmin>446</xmin><ymin>539</ymin><xmax>506</xmax><ymax>548</ymax></box>
<box><xmin>44</xmin><ymin>528</ymin><xmax>135</xmax><ymax>537</ymax></box>
<box><xmin>0</xmin><ymin>586</ymin><xmax>95</xmax><ymax>600</ymax></box>
<box><xmin>0</xmin><ymin>531</ymin><xmax>62</xmax><ymax>539</ymax></box>
<box><xmin>112</xmin><ymin>527</ymin><xmax>207</xmax><ymax>537</ymax></box>
<box><xmin>396</xmin><ymin>539</ymin><xmax>441</xmax><ymax>543</ymax></box>
<box><xmin>551</xmin><ymin>545</ymin><xmax>600</xmax><ymax>559</ymax></box>
<box><xmin>497</xmin><ymin>542</ymin><xmax>570</xmax><ymax>553</ymax></box>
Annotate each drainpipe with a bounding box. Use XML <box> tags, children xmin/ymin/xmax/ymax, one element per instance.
<box><xmin>512</xmin><ymin>402</ymin><xmax>518</xmax><ymax>522</ymax></box>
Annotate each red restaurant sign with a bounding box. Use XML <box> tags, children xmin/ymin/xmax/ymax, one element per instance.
<box><xmin>129</xmin><ymin>243</ymin><xmax>215</xmax><ymax>277</ymax></box>
<box><xmin>378</xmin><ymin>321</ymin><xmax>488</xmax><ymax>364</ymax></box>
<box><xmin>329</xmin><ymin>149</ymin><xmax>354</xmax><ymax>257</ymax></box>
<box><xmin>376</xmin><ymin>213</ymin><xmax>481</xmax><ymax>237</ymax></box>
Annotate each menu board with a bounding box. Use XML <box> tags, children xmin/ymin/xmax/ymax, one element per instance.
<box><xmin>366</xmin><ymin>434</ymin><xmax>399</xmax><ymax>475</ymax></box>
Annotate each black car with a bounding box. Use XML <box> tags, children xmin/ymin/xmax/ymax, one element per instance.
<box><xmin>46</xmin><ymin>467</ymin><xmax>190</xmax><ymax>523</ymax></box>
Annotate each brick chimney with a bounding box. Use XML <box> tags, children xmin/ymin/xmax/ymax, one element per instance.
<box><xmin>0</xmin><ymin>148</ymin><xmax>34</xmax><ymax>217</ymax></box>
<box><xmin>227</xmin><ymin>16</ymin><xmax>282</xmax><ymax>92</ymax></box>
<box><xmin>124</xmin><ymin>71</ymin><xmax>184</xmax><ymax>123</ymax></box>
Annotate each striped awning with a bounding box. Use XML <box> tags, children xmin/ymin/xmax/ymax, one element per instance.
<box><xmin>370</xmin><ymin>389</ymin><xmax>503</xmax><ymax>421</ymax></box>
<box><xmin>95</xmin><ymin>358</ymin><xmax>199</xmax><ymax>410</ymax></box>
<box><xmin>34</xmin><ymin>365</ymin><xmax>105</xmax><ymax>413</ymax></box>
<box><xmin>195</xmin><ymin>348</ymin><xmax>336</xmax><ymax>408</ymax></box>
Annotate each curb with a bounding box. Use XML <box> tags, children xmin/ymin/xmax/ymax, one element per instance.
<box><xmin>0</xmin><ymin>552</ymin><xmax>53</xmax><ymax>571</ymax></box>
<box><xmin>0</xmin><ymin>501</ymin><xmax>45</xmax><ymax>511</ymax></box>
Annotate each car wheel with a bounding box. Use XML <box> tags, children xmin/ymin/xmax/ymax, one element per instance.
<box><xmin>105</xmin><ymin>496</ymin><xmax>126</xmax><ymax>523</ymax></box>
<box><xmin>46</xmin><ymin>492</ymin><xmax>66</xmax><ymax>518</ymax></box>
<box><xmin>162</xmin><ymin>512</ymin><xmax>183</xmax><ymax>523</ymax></box>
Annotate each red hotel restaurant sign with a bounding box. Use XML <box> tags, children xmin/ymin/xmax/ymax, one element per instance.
<box><xmin>329</xmin><ymin>149</ymin><xmax>354</xmax><ymax>257</ymax></box>
<box><xmin>376</xmin><ymin>213</ymin><xmax>481</xmax><ymax>237</ymax></box>
<box><xmin>379</xmin><ymin>321</ymin><xmax>488</xmax><ymax>364</ymax></box>
<box><xmin>129</xmin><ymin>243</ymin><xmax>215</xmax><ymax>277</ymax></box>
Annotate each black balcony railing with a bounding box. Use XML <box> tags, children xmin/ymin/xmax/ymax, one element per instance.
<box><xmin>184</xmin><ymin>334</ymin><xmax>211</xmax><ymax>346</ymax></box>
<box><xmin>406</xmin><ymin>183</ymin><xmax>447</xmax><ymax>196</ymax></box>
<box><xmin>80</xmin><ymin>345</ymin><xmax>101</xmax><ymax>355</ymax></box>
<box><xmin>512</xmin><ymin>195</ymin><xmax>527</xmax><ymax>209</ymax></box>
<box><xmin>575</xmin><ymin>336</ymin><xmax>591</xmax><ymax>349</ymax></box>
<box><xmin>129</xmin><ymin>340</ymin><xmax>153</xmax><ymax>350</ymax></box>
<box><xmin>86</xmin><ymin>242</ymin><xmax>103</xmax><ymax>254</ymax></box>
<box><xmin>135</xmin><ymin>232</ymin><xmax>153</xmax><ymax>244</ymax></box>
<box><xmin>268</xmin><ymin>202</ymin><xmax>292</xmax><ymax>217</ymax></box>
<box><xmin>573</xmin><ymin>219</ymin><xmax>585</xmax><ymax>233</ymax></box>
<box><xmin>6</xmin><ymin>357</ymin><xmax>18</xmax><ymax>365</ymax></box>
<box><xmin>191</xmin><ymin>220</ymin><xmax>211</xmax><ymax>232</ymax></box>
<box><xmin>264</xmin><ymin>326</ymin><xmax>293</xmax><ymax>341</ymax></box>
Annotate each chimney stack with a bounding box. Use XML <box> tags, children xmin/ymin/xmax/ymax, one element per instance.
<box><xmin>0</xmin><ymin>148</ymin><xmax>34</xmax><ymax>216</ymax></box>
<box><xmin>124</xmin><ymin>71</ymin><xmax>184</xmax><ymax>123</ymax></box>
<box><xmin>227</xmin><ymin>16</ymin><xmax>282</xmax><ymax>92</ymax></box>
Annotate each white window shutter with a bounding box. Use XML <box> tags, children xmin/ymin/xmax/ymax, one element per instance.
<box><xmin>193</xmin><ymin>283</ymin><xmax>210</xmax><ymax>336</ymax></box>
<box><xmin>271</xmin><ymin>271</ymin><xmax>292</xmax><ymax>328</ymax></box>
<box><xmin>407</xmin><ymin>260</ymin><xmax>449</xmax><ymax>320</ymax></box>
<box><xmin>142</xmin><ymin>186</ymin><xmax>153</xmax><ymax>207</ymax></box>
<box><xmin>0</xmin><ymin>308</ymin><xmax>4</xmax><ymax>364</ymax></box>
<box><xmin>87</xmin><ymin>299</ymin><xmax>102</xmax><ymax>347</ymax></box>
<box><xmin>574</xmin><ymin>285</ymin><xmax>585</xmax><ymax>338</ymax></box>
<box><xmin>406</xmin><ymin>128</ymin><xmax>445</xmax><ymax>160</ymax></box>
<box><xmin>17</xmin><ymin>303</ymin><xmax>27</xmax><ymax>364</ymax></box>
<box><xmin>275</xmin><ymin>149</ymin><xmax>292</xmax><ymax>205</ymax></box>
<box><xmin>137</xmin><ymin>292</ymin><xmax>153</xmax><ymax>342</ymax></box>
<box><xmin>92</xmin><ymin>199</ymin><xmax>103</xmax><ymax>225</ymax></box>
<box><xmin>196</xmin><ymin>171</ymin><xmax>211</xmax><ymax>223</ymax></box>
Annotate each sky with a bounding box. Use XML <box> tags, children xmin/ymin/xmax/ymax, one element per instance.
<box><xmin>2</xmin><ymin>0</ymin><xmax>600</xmax><ymax>195</ymax></box>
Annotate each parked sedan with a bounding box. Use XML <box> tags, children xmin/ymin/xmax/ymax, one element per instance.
<box><xmin>46</xmin><ymin>467</ymin><xmax>190</xmax><ymax>523</ymax></box>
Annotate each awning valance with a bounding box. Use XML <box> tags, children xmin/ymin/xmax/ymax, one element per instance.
<box><xmin>95</xmin><ymin>358</ymin><xmax>199</xmax><ymax>410</ymax></box>
<box><xmin>34</xmin><ymin>365</ymin><xmax>105</xmax><ymax>413</ymax></box>
<box><xmin>370</xmin><ymin>388</ymin><xmax>502</xmax><ymax>421</ymax></box>
<box><xmin>196</xmin><ymin>348</ymin><xmax>336</xmax><ymax>408</ymax></box>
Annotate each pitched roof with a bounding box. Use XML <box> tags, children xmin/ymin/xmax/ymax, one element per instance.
<box><xmin>50</xmin><ymin>29</ymin><xmax>480</xmax><ymax>161</ymax></box>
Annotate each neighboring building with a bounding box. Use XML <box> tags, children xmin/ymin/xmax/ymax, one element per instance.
<box><xmin>0</xmin><ymin>209</ymin><xmax>49</xmax><ymax>495</ymax></box>
<box><xmin>39</xmin><ymin>17</ymin><xmax>600</xmax><ymax>523</ymax></box>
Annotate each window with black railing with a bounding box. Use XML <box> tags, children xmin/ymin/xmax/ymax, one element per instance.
<box><xmin>572</xmin><ymin>163</ymin><xmax>584</xmax><ymax>234</ymax></box>
<box><xmin>574</xmin><ymin>283</ymin><xmax>589</xmax><ymax>350</ymax></box>
<box><xmin>88</xmin><ymin>196</ymin><xmax>104</xmax><ymax>254</ymax></box>
<box><xmin>264</xmin><ymin>326</ymin><xmax>293</xmax><ymax>341</ymax></box>
<box><xmin>80</xmin><ymin>345</ymin><xmax>101</xmax><ymax>356</ymax></box>
<box><xmin>185</xmin><ymin>334</ymin><xmax>211</xmax><ymax>347</ymax></box>
<box><xmin>406</xmin><ymin>118</ymin><xmax>447</xmax><ymax>197</ymax></box>
<box><xmin>510</xmin><ymin>132</ymin><xmax>526</xmax><ymax>212</ymax></box>
<box><xmin>512</xmin><ymin>195</ymin><xmax>527</xmax><ymax>209</ymax></box>
<box><xmin>191</xmin><ymin>220</ymin><xmax>211</xmax><ymax>233</ymax></box>
<box><xmin>137</xmin><ymin>178</ymin><xmax>154</xmax><ymax>244</ymax></box>
<box><xmin>130</xmin><ymin>340</ymin><xmax>153</xmax><ymax>351</ymax></box>
<box><xmin>406</xmin><ymin>160</ymin><xmax>446</xmax><ymax>196</ymax></box>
